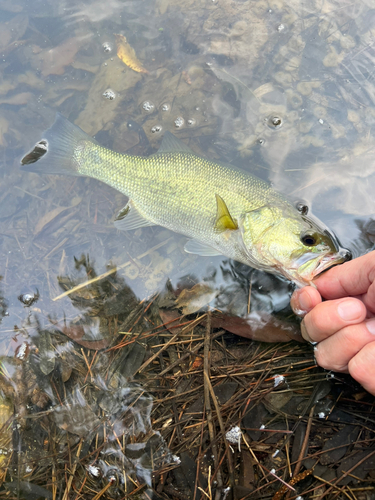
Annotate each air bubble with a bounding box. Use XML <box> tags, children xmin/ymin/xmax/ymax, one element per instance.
<box><xmin>102</xmin><ymin>89</ymin><xmax>116</xmax><ymax>100</ymax></box>
<box><xmin>18</xmin><ymin>291</ymin><xmax>39</xmax><ymax>307</ymax></box>
<box><xmin>151</xmin><ymin>125</ymin><xmax>162</xmax><ymax>133</ymax></box>
<box><xmin>258</xmin><ymin>138</ymin><xmax>265</xmax><ymax>145</ymax></box>
<box><xmin>102</xmin><ymin>42</ymin><xmax>112</xmax><ymax>53</ymax></box>
<box><xmin>174</xmin><ymin>116</ymin><xmax>184</xmax><ymax>128</ymax></box>
<box><xmin>161</xmin><ymin>103</ymin><xmax>170</xmax><ymax>112</ymax></box>
<box><xmin>142</xmin><ymin>101</ymin><xmax>155</xmax><ymax>112</ymax></box>
<box><xmin>268</xmin><ymin>116</ymin><xmax>283</xmax><ymax>128</ymax></box>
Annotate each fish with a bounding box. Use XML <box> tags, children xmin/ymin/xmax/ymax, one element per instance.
<box><xmin>20</xmin><ymin>113</ymin><xmax>351</xmax><ymax>287</ymax></box>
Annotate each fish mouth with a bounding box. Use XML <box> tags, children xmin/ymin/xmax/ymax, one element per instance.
<box><xmin>292</xmin><ymin>248</ymin><xmax>351</xmax><ymax>287</ymax></box>
<box><xmin>314</xmin><ymin>255</ymin><xmax>343</xmax><ymax>276</ymax></box>
<box><xmin>297</xmin><ymin>248</ymin><xmax>351</xmax><ymax>284</ymax></box>
<box><xmin>314</xmin><ymin>248</ymin><xmax>352</xmax><ymax>277</ymax></box>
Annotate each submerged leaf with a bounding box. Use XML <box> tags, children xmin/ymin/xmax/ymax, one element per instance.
<box><xmin>34</xmin><ymin>197</ymin><xmax>81</xmax><ymax>236</ymax></box>
<box><xmin>210</xmin><ymin>311</ymin><xmax>303</xmax><ymax>343</ymax></box>
<box><xmin>5</xmin><ymin>481</ymin><xmax>53</xmax><ymax>500</ymax></box>
<box><xmin>115</xmin><ymin>34</ymin><xmax>148</xmax><ymax>74</ymax></box>
<box><xmin>58</xmin><ymin>323</ymin><xmax>109</xmax><ymax>350</ymax></box>
<box><xmin>176</xmin><ymin>283</ymin><xmax>218</xmax><ymax>314</ymax></box>
<box><xmin>37</xmin><ymin>331</ymin><xmax>55</xmax><ymax>375</ymax></box>
<box><xmin>40</xmin><ymin>37</ymin><xmax>80</xmax><ymax>77</ymax></box>
<box><xmin>53</xmin><ymin>387</ymin><xmax>100</xmax><ymax>436</ymax></box>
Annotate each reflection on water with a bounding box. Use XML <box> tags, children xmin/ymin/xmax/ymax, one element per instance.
<box><xmin>1</xmin><ymin>0</ymin><xmax>375</xmax><ymax>496</ymax></box>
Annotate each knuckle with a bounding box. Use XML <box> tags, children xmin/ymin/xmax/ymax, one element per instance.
<box><xmin>348</xmin><ymin>355</ymin><xmax>366</xmax><ymax>382</ymax></box>
<box><xmin>315</xmin><ymin>346</ymin><xmax>347</xmax><ymax>372</ymax></box>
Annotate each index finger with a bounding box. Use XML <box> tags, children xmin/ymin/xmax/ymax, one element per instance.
<box><xmin>314</xmin><ymin>251</ymin><xmax>375</xmax><ymax>313</ymax></box>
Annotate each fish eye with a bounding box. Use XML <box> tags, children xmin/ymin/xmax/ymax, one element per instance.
<box><xmin>295</xmin><ymin>201</ymin><xmax>308</xmax><ymax>215</ymax></box>
<box><xmin>301</xmin><ymin>233</ymin><xmax>317</xmax><ymax>246</ymax></box>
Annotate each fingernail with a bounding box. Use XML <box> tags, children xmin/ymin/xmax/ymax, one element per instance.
<box><xmin>299</xmin><ymin>291</ymin><xmax>312</xmax><ymax>312</ymax></box>
<box><xmin>337</xmin><ymin>300</ymin><xmax>363</xmax><ymax>321</ymax></box>
<box><xmin>366</xmin><ymin>319</ymin><xmax>375</xmax><ymax>335</ymax></box>
<box><xmin>293</xmin><ymin>290</ymin><xmax>312</xmax><ymax>314</ymax></box>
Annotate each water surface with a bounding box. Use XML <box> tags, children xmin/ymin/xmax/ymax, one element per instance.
<box><xmin>0</xmin><ymin>0</ymin><xmax>375</xmax><ymax>497</ymax></box>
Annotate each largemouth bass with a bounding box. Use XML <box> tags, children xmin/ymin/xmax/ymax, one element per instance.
<box><xmin>21</xmin><ymin>113</ymin><xmax>350</xmax><ymax>286</ymax></box>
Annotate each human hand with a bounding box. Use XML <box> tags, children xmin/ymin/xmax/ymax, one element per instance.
<box><xmin>290</xmin><ymin>251</ymin><xmax>375</xmax><ymax>395</ymax></box>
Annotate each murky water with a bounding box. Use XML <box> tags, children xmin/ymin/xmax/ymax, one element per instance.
<box><xmin>0</xmin><ymin>0</ymin><xmax>375</xmax><ymax>497</ymax></box>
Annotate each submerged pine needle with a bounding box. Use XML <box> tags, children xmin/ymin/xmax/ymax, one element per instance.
<box><xmin>53</xmin><ymin>238</ymin><xmax>172</xmax><ymax>301</ymax></box>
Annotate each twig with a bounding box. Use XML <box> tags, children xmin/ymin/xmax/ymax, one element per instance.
<box><xmin>314</xmin><ymin>475</ymin><xmax>353</xmax><ymax>500</ymax></box>
<box><xmin>294</xmin><ymin>405</ymin><xmax>315</xmax><ymax>477</ymax></box>
<box><xmin>272</xmin><ymin>469</ymin><xmax>313</xmax><ymax>500</ymax></box>
<box><xmin>203</xmin><ymin>371</ymin><xmax>235</xmax><ymax>486</ymax></box>
<box><xmin>92</xmin><ymin>478</ymin><xmax>115</xmax><ymax>500</ymax></box>
<box><xmin>158</xmin><ymin>330</ymin><xmax>225</xmax><ymax>377</ymax></box>
<box><xmin>316</xmin><ymin>449</ymin><xmax>375</xmax><ymax>500</ymax></box>
<box><xmin>138</xmin><ymin>314</ymin><xmax>205</xmax><ymax>373</ymax></box>
<box><xmin>203</xmin><ymin>312</ymin><xmax>223</xmax><ymax>499</ymax></box>
<box><xmin>53</xmin><ymin>238</ymin><xmax>173</xmax><ymax>301</ymax></box>
<box><xmin>62</xmin><ymin>439</ymin><xmax>83</xmax><ymax>500</ymax></box>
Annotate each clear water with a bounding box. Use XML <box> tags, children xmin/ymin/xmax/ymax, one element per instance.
<box><xmin>0</xmin><ymin>0</ymin><xmax>375</xmax><ymax>495</ymax></box>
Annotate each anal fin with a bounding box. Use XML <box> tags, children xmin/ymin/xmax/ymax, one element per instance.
<box><xmin>114</xmin><ymin>201</ymin><xmax>156</xmax><ymax>231</ymax></box>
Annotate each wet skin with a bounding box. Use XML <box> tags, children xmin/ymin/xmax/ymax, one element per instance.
<box><xmin>290</xmin><ymin>251</ymin><xmax>375</xmax><ymax>395</ymax></box>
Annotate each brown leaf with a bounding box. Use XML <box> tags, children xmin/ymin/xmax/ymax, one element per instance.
<box><xmin>34</xmin><ymin>198</ymin><xmax>81</xmax><ymax>235</ymax></box>
<box><xmin>0</xmin><ymin>92</ymin><xmax>33</xmax><ymax>105</ymax></box>
<box><xmin>40</xmin><ymin>37</ymin><xmax>80</xmax><ymax>77</ymax></box>
<box><xmin>115</xmin><ymin>34</ymin><xmax>148</xmax><ymax>74</ymax></box>
<box><xmin>0</xmin><ymin>116</ymin><xmax>9</xmax><ymax>147</ymax></box>
<box><xmin>34</xmin><ymin>206</ymin><xmax>69</xmax><ymax>235</ymax></box>
<box><xmin>210</xmin><ymin>311</ymin><xmax>304</xmax><ymax>343</ymax></box>
<box><xmin>158</xmin><ymin>309</ymin><xmax>186</xmax><ymax>334</ymax></box>
<box><xmin>57</xmin><ymin>324</ymin><xmax>109</xmax><ymax>350</ymax></box>
<box><xmin>175</xmin><ymin>283</ymin><xmax>218</xmax><ymax>314</ymax></box>
<box><xmin>0</xmin><ymin>14</ymin><xmax>28</xmax><ymax>49</ymax></box>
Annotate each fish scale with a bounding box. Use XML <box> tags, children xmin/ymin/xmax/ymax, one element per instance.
<box><xmin>21</xmin><ymin>113</ymin><xmax>350</xmax><ymax>287</ymax></box>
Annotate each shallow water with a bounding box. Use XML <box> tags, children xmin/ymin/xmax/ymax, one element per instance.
<box><xmin>0</xmin><ymin>0</ymin><xmax>375</xmax><ymax>496</ymax></box>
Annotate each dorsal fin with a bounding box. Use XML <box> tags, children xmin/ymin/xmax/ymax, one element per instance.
<box><xmin>156</xmin><ymin>131</ymin><xmax>195</xmax><ymax>154</ymax></box>
<box><xmin>215</xmin><ymin>194</ymin><xmax>238</xmax><ymax>232</ymax></box>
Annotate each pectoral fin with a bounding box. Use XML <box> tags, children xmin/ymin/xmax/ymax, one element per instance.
<box><xmin>184</xmin><ymin>239</ymin><xmax>222</xmax><ymax>256</ymax></box>
<box><xmin>114</xmin><ymin>201</ymin><xmax>155</xmax><ymax>231</ymax></box>
<box><xmin>215</xmin><ymin>194</ymin><xmax>238</xmax><ymax>232</ymax></box>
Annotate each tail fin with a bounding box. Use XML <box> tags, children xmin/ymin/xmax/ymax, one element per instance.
<box><xmin>20</xmin><ymin>113</ymin><xmax>98</xmax><ymax>176</ymax></box>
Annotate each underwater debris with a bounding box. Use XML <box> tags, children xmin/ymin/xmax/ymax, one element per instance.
<box><xmin>115</xmin><ymin>34</ymin><xmax>149</xmax><ymax>74</ymax></box>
